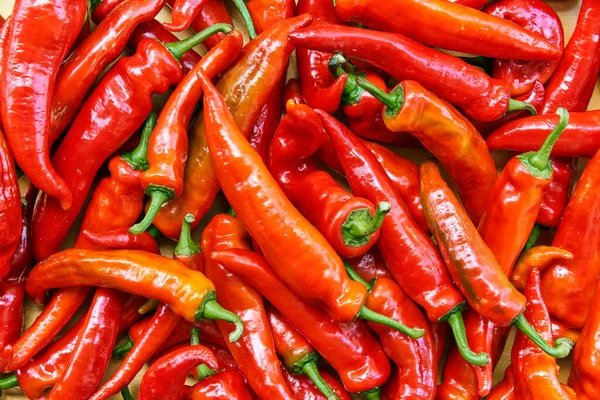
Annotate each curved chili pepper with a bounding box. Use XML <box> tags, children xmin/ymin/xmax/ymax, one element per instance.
<box><xmin>537</xmin><ymin>158</ymin><xmax>573</xmax><ymax>228</ymax></box>
<box><xmin>281</xmin><ymin>368</ymin><xmax>352</xmax><ymax>400</ymax></box>
<box><xmin>482</xmin><ymin>0</ymin><xmax>564</xmax><ymax>96</ymax></box>
<box><xmin>50</xmin><ymin>0</ymin><xmax>169</xmax><ymax>142</ymax></box>
<box><xmin>165</xmin><ymin>0</ymin><xmax>255</xmax><ymax>38</ymax></box>
<box><xmin>510</xmin><ymin>246</ymin><xmax>574</xmax><ymax>292</ymax></box>
<box><xmin>435</xmin><ymin>343</ymin><xmax>480</xmax><ymax>400</ymax></box>
<box><xmin>152</xmin><ymin>15</ymin><xmax>312</xmax><ymax>239</ymax></box>
<box><xmin>316</xmin><ymin>109</ymin><xmax>486</xmax><ymax>367</ymax></box>
<box><xmin>345</xmin><ymin>248</ymin><xmax>393</xmax><ymax>282</ymax></box>
<box><xmin>420</xmin><ymin>160</ymin><xmax>573</xmax><ymax>359</ymax></box>
<box><xmin>334</xmin><ymin>0</ymin><xmax>561</xmax><ymax>60</ymax></box>
<box><xmin>294</xmin><ymin>0</ymin><xmax>348</xmax><ymax>113</ymax></box>
<box><xmin>0</xmin><ymin>128</ymin><xmax>22</xmax><ymax>278</ymax></box>
<box><xmin>289</xmin><ymin>25</ymin><xmax>534</xmax><ymax>122</ymax></box>
<box><xmin>283</xmin><ymin>78</ymin><xmax>303</xmax><ymax>106</ymax></box>
<box><xmin>197</xmin><ymin>68</ymin><xmax>417</xmax><ymax>335</ymax></box>
<box><xmin>166</xmin><ymin>0</ymin><xmax>232</xmax><ymax>50</ymax></box>
<box><xmin>269</xmin><ymin>101</ymin><xmax>389</xmax><ymax>258</ymax></box>
<box><xmin>266</xmin><ymin>305</ymin><xmax>338</xmax><ymax>399</ymax></box>
<box><xmin>201</xmin><ymin>214</ymin><xmax>296</xmax><ymax>400</ymax></box>
<box><xmin>190</xmin><ymin>369</ymin><xmax>253</xmax><ymax>400</ymax></box>
<box><xmin>249</xmin><ymin>78</ymin><xmax>285</xmax><ymax>165</ymax></box>
<box><xmin>551</xmin><ymin>318</ymin><xmax>580</xmax><ymax>344</ymax></box>
<box><xmin>512</xmin><ymin>269</ymin><xmax>577</xmax><ymax>399</ymax></box>
<box><xmin>210</xmin><ymin>249</ymin><xmax>391</xmax><ymax>394</ymax></box>
<box><xmin>569</xmin><ymin>278</ymin><xmax>600</xmax><ymax>399</ymax></box>
<box><xmin>247</xmin><ymin>0</ymin><xmax>295</xmax><ymax>35</ymax></box>
<box><xmin>173</xmin><ymin>213</ymin><xmax>205</xmax><ymax>273</ymax></box>
<box><xmin>81</xmin><ymin>229</ymin><xmax>160</xmax><ymax>254</ymax></box>
<box><xmin>0</xmin><ymin>0</ymin><xmax>86</xmax><ymax>209</ymax></box>
<box><xmin>486</xmin><ymin>367</ymin><xmax>515</xmax><ymax>400</ymax></box>
<box><xmin>541</xmin><ymin>149</ymin><xmax>600</xmax><ymax>328</ymax></box>
<box><xmin>47</xmin><ymin>289</ymin><xmax>125</xmax><ymax>400</ymax></box>
<box><xmin>346</xmin><ymin>264</ymin><xmax>437</xmax><ymax>399</ymax></box>
<box><xmin>131</xmin><ymin>27</ymin><xmax>241</xmax><ymax>235</ymax></box>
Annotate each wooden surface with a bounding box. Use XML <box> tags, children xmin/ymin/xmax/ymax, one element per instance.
<box><xmin>0</xmin><ymin>0</ymin><xmax>596</xmax><ymax>398</ymax></box>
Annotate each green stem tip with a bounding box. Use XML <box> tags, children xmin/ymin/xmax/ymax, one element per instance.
<box><xmin>197</xmin><ymin>296</ymin><xmax>244</xmax><ymax>343</ymax></box>
<box><xmin>138</xmin><ymin>299</ymin><xmax>160</xmax><ymax>314</ymax></box>
<box><xmin>0</xmin><ymin>374</ymin><xmax>18</xmax><ymax>389</ymax></box>
<box><xmin>446</xmin><ymin>309</ymin><xmax>490</xmax><ymax>366</ymax></box>
<box><xmin>362</xmin><ymin>387</ymin><xmax>381</xmax><ymax>400</ymax></box>
<box><xmin>513</xmin><ymin>313</ymin><xmax>574</xmax><ymax>358</ymax></box>
<box><xmin>228</xmin><ymin>0</ymin><xmax>257</xmax><ymax>39</ymax></box>
<box><xmin>523</xmin><ymin>224</ymin><xmax>541</xmax><ymax>252</ymax></box>
<box><xmin>113</xmin><ymin>338</ymin><xmax>134</xmax><ymax>357</ymax></box>
<box><xmin>190</xmin><ymin>327</ymin><xmax>216</xmax><ymax>379</ymax></box>
<box><xmin>165</xmin><ymin>23</ymin><xmax>233</xmax><ymax>60</ymax></box>
<box><xmin>344</xmin><ymin>262</ymin><xmax>372</xmax><ymax>289</ymax></box>
<box><xmin>342</xmin><ymin>202</ymin><xmax>391</xmax><ymax>247</ymax></box>
<box><xmin>130</xmin><ymin>187</ymin><xmax>174</xmax><ymax>235</ymax></box>
<box><xmin>302</xmin><ymin>362</ymin><xmax>339</xmax><ymax>400</ymax></box>
<box><xmin>121</xmin><ymin>385</ymin><xmax>134</xmax><ymax>400</ymax></box>
<box><xmin>174</xmin><ymin>213</ymin><xmax>201</xmax><ymax>257</ymax></box>
<box><xmin>121</xmin><ymin>111</ymin><xmax>157</xmax><ymax>171</ymax></box>
<box><xmin>507</xmin><ymin>98</ymin><xmax>537</xmax><ymax>116</ymax></box>
<box><xmin>358</xmin><ymin>305</ymin><xmax>425</xmax><ymax>339</ymax></box>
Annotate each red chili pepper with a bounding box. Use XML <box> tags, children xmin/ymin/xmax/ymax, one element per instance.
<box><xmin>569</xmin><ymin>278</ymin><xmax>600</xmax><ymax>399</ymax></box>
<box><xmin>486</xmin><ymin>367</ymin><xmax>515</xmax><ymax>400</ymax></box>
<box><xmin>346</xmin><ymin>263</ymin><xmax>437</xmax><ymax>399</ymax></box>
<box><xmin>50</xmin><ymin>0</ymin><xmax>169</xmax><ymax>142</ymax></box>
<box><xmin>482</xmin><ymin>0</ymin><xmax>564</xmax><ymax>96</ymax></box>
<box><xmin>269</xmin><ymin>101</ymin><xmax>389</xmax><ymax>258</ymax></box>
<box><xmin>247</xmin><ymin>0</ymin><xmax>295</xmax><ymax>34</ymax></box>
<box><xmin>139</xmin><ymin>345</ymin><xmax>219</xmax><ymax>400</ymax></box>
<box><xmin>447</xmin><ymin>0</ymin><xmax>489</xmax><ymax>8</ymax></box>
<box><xmin>512</xmin><ymin>269</ymin><xmax>577</xmax><ymax>399</ymax></box>
<box><xmin>249</xmin><ymin>78</ymin><xmax>285</xmax><ymax>165</ymax></box>
<box><xmin>536</xmin><ymin>158</ymin><xmax>573</xmax><ymax>228</ymax></box>
<box><xmin>281</xmin><ymin>367</ymin><xmax>352</xmax><ymax>400</ymax></box>
<box><xmin>210</xmin><ymin>248</ymin><xmax>392</xmax><ymax>395</ymax></box>
<box><xmin>166</xmin><ymin>0</ymin><xmax>232</xmax><ymax>50</ymax></box>
<box><xmin>47</xmin><ymin>289</ymin><xmax>126</xmax><ymax>400</ymax></box>
<box><xmin>283</xmin><ymin>78</ymin><xmax>303</xmax><ymax>106</ymax></box>
<box><xmin>81</xmin><ymin>229</ymin><xmax>160</xmax><ymax>254</ymax></box>
<box><xmin>294</xmin><ymin>0</ymin><xmax>348</xmax><ymax>113</ymax></box>
<box><xmin>334</xmin><ymin>0</ymin><xmax>561</xmax><ymax>60</ymax></box>
<box><xmin>435</xmin><ymin>343</ymin><xmax>480</xmax><ymax>400</ymax></box>
<box><xmin>0</xmin><ymin>17</ymin><xmax>11</xmax><ymax>102</ymax></box>
<box><xmin>266</xmin><ymin>305</ymin><xmax>340</xmax><ymax>399</ymax></box>
<box><xmin>190</xmin><ymin>370</ymin><xmax>253</xmax><ymax>400</ymax></box>
<box><xmin>541</xmin><ymin>149</ymin><xmax>600</xmax><ymax>328</ymax></box>
<box><xmin>317</xmin><ymin>109</ymin><xmax>486</xmax><ymax>367</ymax></box>
<box><xmin>131</xmin><ymin>28</ymin><xmax>243</xmax><ymax>235</ymax></box>
<box><xmin>68</xmin><ymin>10</ymin><xmax>91</xmax><ymax>56</ymax></box>
<box><xmin>345</xmin><ymin>248</ymin><xmax>393</xmax><ymax>282</ymax></box>
<box><xmin>151</xmin><ymin>15</ymin><xmax>312</xmax><ymax>239</ymax></box>
<box><xmin>420</xmin><ymin>160</ymin><xmax>573</xmax><ymax>359</ymax></box>
<box><xmin>510</xmin><ymin>246</ymin><xmax>574</xmax><ymax>292</ymax></box>
<box><xmin>289</xmin><ymin>25</ymin><xmax>535</xmax><ymax>122</ymax></box>
<box><xmin>0</xmin><ymin>0</ymin><xmax>86</xmax><ymax>209</ymax></box>
<box><xmin>201</xmin><ymin>214</ymin><xmax>296</xmax><ymax>400</ymax></box>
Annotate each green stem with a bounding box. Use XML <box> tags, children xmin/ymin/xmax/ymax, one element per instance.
<box><xmin>361</xmin><ymin>387</ymin><xmax>381</xmax><ymax>400</ymax></box>
<box><xmin>190</xmin><ymin>327</ymin><xmax>216</xmax><ymax>379</ymax></box>
<box><xmin>344</xmin><ymin>262</ymin><xmax>372</xmax><ymax>289</ymax></box>
<box><xmin>342</xmin><ymin>202</ymin><xmax>391</xmax><ymax>247</ymax></box>
<box><xmin>174</xmin><ymin>213</ymin><xmax>201</xmax><ymax>257</ymax></box>
<box><xmin>228</xmin><ymin>0</ymin><xmax>257</xmax><ymax>39</ymax></box>
<box><xmin>522</xmin><ymin>224</ymin><xmax>541</xmax><ymax>252</ymax></box>
<box><xmin>147</xmin><ymin>225</ymin><xmax>160</xmax><ymax>237</ymax></box>
<box><xmin>0</xmin><ymin>374</ymin><xmax>18</xmax><ymax>389</ymax></box>
<box><xmin>191</xmin><ymin>326</ymin><xmax>201</xmax><ymax>346</ymax></box>
<box><xmin>358</xmin><ymin>305</ymin><xmax>425</xmax><ymax>339</ymax></box>
<box><xmin>121</xmin><ymin>111</ymin><xmax>157</xmax><ymax>171</ymax></box>
<box><xmin>113</xmin><ymin>338</ymin><xmax>134</xmax><ymax>357</ymax></box>
<box><xmin>138</xmin><ymin>299</ymin><xmax>159</xmax><ymax>314</ymax></box>
<box><xmin>301</xmin><ymin>361</ymin><xmax>339</xmax><ymax>400</ymax></box>
<box><xmin>446</xmin><ymin>308</ymin><xmax>490</xmax><ymax>366</ymax></box>
<box><xmin>165</xmin><ymin>23</ymin><xmax>233</xmax><ymax>60</ymax></box>
<box><xmin>130</xmin><ymin>188</ymin><xmax>173</xmax><ymax>235</ymax></box>
<box><xmin>227</xmin><ymin>207</ymin><xmax>236</xmax><ymax>216</ymax></box>
<box><xmin>507</xmin><ymin>99</ymin><xmax>537</xmax><ymax>116</ymax></box>
<box><xmin>196</xmin><ymin>295</ymin><xmax>244</xmax><ymax>343</ymax></box>
<box><xmin>121</xmin><ymin>385</ymin><xmax>134</xmax><ymax>400</ymax></box>
<box><xmin>512</xmin><ymin>313</ymin><xmax>574</xmax><ymax>358</ymax></box>
<box><xmin>528</xmin><ymin>108</ymin><xmax>569</xmax><ymax>170</ymax></box>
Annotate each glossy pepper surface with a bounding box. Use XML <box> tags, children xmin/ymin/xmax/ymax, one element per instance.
<box><xmin>166</xmin><ymin>0</ymin><xmax>232</xmax><ymax>50</ymax></box>
<box><xmin>81</xmin><ymin>229</ymin><xmax>160</xmax><ymax>254</ymax></box>
<box><xmin>210</xmin><ymin>248</ymin><xmax>392</xmax><ymax>394</ymax></box>
<box><xmin>0</xmin><ymin>0</ymin><xmax>86</xmax><ymax>209</ymax></box>
<box><xmin>269</xmin><ymin>101</ymin><xmax>388</xmax><ymax>258</ymax></box>
<box><xmin>0</xmin><ymin>127</ymin><xmax>21</xmax><ymax>278</ymax></box>
<box><xmin>281</xmin><ymin>368</ymin><xmax>351</xmax><ymax>400</ymax></box>
<box><xmin>201</xmin><ymin>214</ymin><xmax>296</xmax><ymax>400</ymax></box>
<box><xmin>151</xmin><ymin>15</ymin><xmax>312</xmax><ymax>239</ymax></box>
<box><xmin>510</xmin><ymin>246</ymin><xmax>574</xmax><ymax>292</ymax></box>
<box><xmin>190</xmin><ymin>370</ymin><xmax>253</xmax><ymax>400</ymax></box>
<box><xmin>333</xmin><ymin>0</ymin><xmax>561</xmax><ymax>60</ymax></box>
<box><xmin>486</xmin><ymin>367</ymin><xmax>515</xmax><ymax>400</ymax></box>
<box><xmin>288</xmin><ymin>24</ymin><xmax>529</xmax><ymax>122</ymax></box>
<box><xmin>541</xmin><ymin>149</ymin><xmax>600</xmax><ymax>328</ymax></box>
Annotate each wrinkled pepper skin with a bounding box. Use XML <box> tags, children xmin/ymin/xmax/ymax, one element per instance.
<box><xmin>569</xmin><ymin>279</ymin><xmax>600</xmax><ymax>399</ymax></box>
<box><xmin>333</xmin><ymin>0</ymin><xmax>562</xmax><ymax>60</ymax></box>
<box><xmin>537</xmin><ymin>158</ymin><xmax>573</xmax><ymax>228</ymax></box>
<box><xmin>0</xmin><ymin>128</ymin><xmax>22</xmax><ymax>278</ymax></box>
<box><xmin>202</xmin><ymin>214</ymin><xmax>295</xmax><ymax>400</ymax></box>
<box><xmin>512</xmin><ymin>269</ymin><xmax>576</xmax><ymax>400</ymax></box>
<box><xmin>31</xmin><ymin>39</ymin><xmax>181</xmax><ymax>262</ymax></box>
<box><xmin>542</xmin><ymin>149</ymin><xmax>600</xmax><ymax>328</ymax></box>
<box><xmin>0</xmin><ymin>0</ymin><xmax>86</xmax><ymax>209</ymax></box>
<box><xmin>295</xmin><ymin>0</ymin><xmax>348</xmax><ymax>113</ymax></box>
<box><xmin>190</xmin><ymin>370</ymin><xmax>253</xmax><ymax>400</ymax></box>
<box><xmin>435</xmin><ymin>344</ymin><xmax>479</xmax><ymax>400</ymax></box>
<box><xmin>288</xmin><ymin>24</ymin><xmax>515</xmax><ymax>122</ymax></box>
<box><xmin>281</xmin><ymin>368</ymin><xmax>352</xmax><ymax>400</ymax></box>
<box><xmin>483</xmin><ymin>0</ymin><xmax>564</xmax><ymax>96</ymax></box>
<box><xmin>152</xmin><ymin>15</ymin><xmax>312</xmax><ymax>239</ymax></box>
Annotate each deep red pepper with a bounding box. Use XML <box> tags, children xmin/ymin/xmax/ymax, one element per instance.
<box><xmin>190</xmin><ymin>370</ymin><xmax>253</xmax><ymax>400</ymax></box>
<box><xmin>0</xmin><ymin>0</ymin><xmax>86</xmax><ymax>209</ymax></box>
<box><xmin>536</xmin><ymin>158</ymin><xmax>573</xmax><ymax>228</ymax></box>
<box><xmin>482</xmin><ymin>0</ymin><xmax>564</xmax><ymax>96</ymax></box>
<box><xmin>333</xmin><ymin>0</ymin><xmax>561</xmax><ymax>60</ymax></box>
<box><xmin>316</xmin><ymin>109</ymin><xmax>488</xmax><ymax>367</ymax></box>
<box><xmin>486</xmin><ymin>367</ymin><xmax>515</xmax><ymax>400</ymax></box>
<box><xmin>249</xmin><ymin>78</ymin><xmax>285</xmax><ymax>165</ymax></box>
<box><xmin>201</xmin><ymin>214</ymin><xmax>296</xmax><ymax>400</ymax></box>
<box><xmin>345</xmin><ymin>248</ymin><xmax>393</xmax><ymax>282</ymax></box>
<box><xmin>294</xmin><ymin>0</ymin><xmax>348</xmax><ymax>113</ymax></box>
<box><xmin>435</xmin><ymin>343</ymin><xmax>480</xmax><ymax>400</ymax></box>
<box><xmin>283</xmin><ymin>78</ymin><xmax>303</xmax><ymax>106</ymax></box>
<box><xmin>166</xmin><ymin>0</ymin><xmax>232</xmax><ymax>50</ymax></box>
<box><xmin>447</xmin><ymin>0</ymin><xmax>489</xmax><ymax>8</ymax></box>
<box><xmin>269</xmin><ymin>101</ymin><xmax>388</xmax><ymax>258</ymax></box>
<box><xmin>289</xmin><ymin>24</ymin><xmax>534</xmax><ymax>122</ymax></box>
<box><xmin>281</xmin><ymin>367</ymin><xmax>352</xmax><ymax>400</ymax></box>
<box><xmin>81</xmin><ymin>228</ymin><xmax>160</xmax><ymax>254</ymax></box>
<box><xmin>210</xmin><ymin>249</ymin><xmax>392</xmax><ymax>394</ymax></box>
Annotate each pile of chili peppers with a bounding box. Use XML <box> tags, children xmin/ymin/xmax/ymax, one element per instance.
<box><xmin>1</xmin><ymin>0</ymin><xmax>600</xmax><ymax>397</ymax></box>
